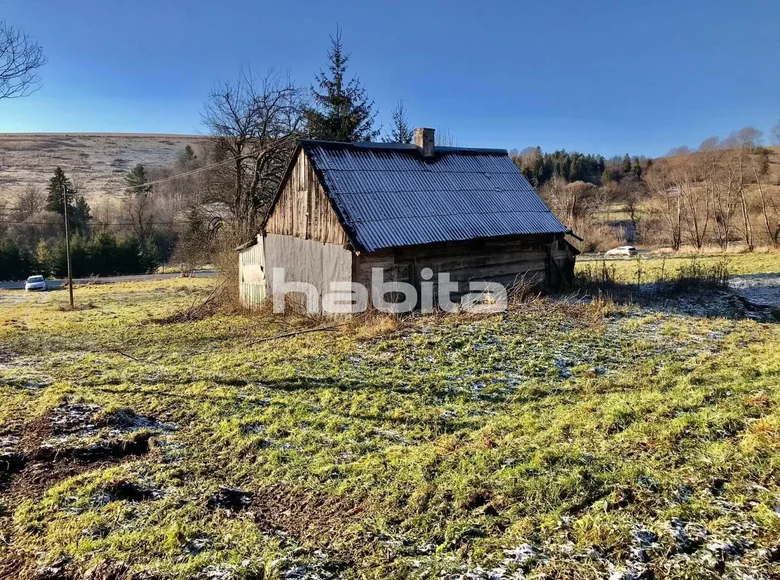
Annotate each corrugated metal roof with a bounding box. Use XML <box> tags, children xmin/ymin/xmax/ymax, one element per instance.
<box><xmin>300</xmin><ymin>140</ymin><xmax>569</xmax><ymax>253</ymax></box>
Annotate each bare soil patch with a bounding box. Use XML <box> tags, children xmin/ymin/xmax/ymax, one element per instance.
<box><xmin>0</xmin><ymin>402</ymin><xmax>169</xmax><ymax>501</ymax></box>
<box><xmin>250</xmin><ymin>484</ymin><xmax>370</xmax><ymax>565</ymax></box>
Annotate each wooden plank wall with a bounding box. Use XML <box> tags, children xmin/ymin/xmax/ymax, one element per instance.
<box><xmin>264</xmin><ymin>150</ymin><xmax>349</xmax><ymax>246</ymax></box>
<box><xmin>549</xmin><ymin>238</ymin><xmax>577</xmax><ymax>285</ymax></box>
<box><xmin>354</xmin><ymin>236</ymin><xmax>573</xmax><ymax>301</ymax></box>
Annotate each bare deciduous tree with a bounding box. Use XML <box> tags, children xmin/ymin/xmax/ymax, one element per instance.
<box><xmin>697</xmin><ymin>142</ymin><xmax>737</xmax><ymax>250</ymax></box>
<box><xmin>541</xmin><ymin>177</ymin><xmax>598</xmax><ymax>229</ymax></box>
<box><xmin>123</xmin><ymin>164</ymin><xmax>155</xmax><ymax>242</ymax></box>
<box><xmin>772</xmin><ymin>119</ymin><xmax>780</xmax><ymax>146</ymax></box>
<box><xmin>13</xmin><ymin>183</ymin><xmax>44</xmax><ymax>220</ymax></box>
<box><xmin>666</xmin><ymin>145</ymin><xmax>691</xmax><ymax>157</ymax></box>
<box><xmin>676</xmin><ymin>154</ymin><xmax>711</xmax><ymax>249</ymax></box>
<box><xmin>750</xmin><ymin>150</ymin><xmax>780</xmax><ymax>247</ymax></box>
<box><xmin>722</xmin><ymin>128</ymin><xmax>763</xmax><ymax>250</ymax></box>
<box><xmin>436</xmin><ymin>128</ymin><xmax>459</xmax><ymax>147</ymax></box>
<box><xmin>200</xmin><ymin>69</ymin><xmax>306</xmax><ymax>236</ymax></box>
<box><xmin>646</xmin><ymin>163</ymin><xmax>683</xmax><ymax>250</ymax></box>
<box><xmin>0</xmin><ymin>20</ymin><xmax>46</xmax><ymax>99</ymax></box>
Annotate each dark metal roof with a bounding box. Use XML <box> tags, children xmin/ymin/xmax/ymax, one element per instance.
<box><xmin>299</xmin><ymin>140</ymin><xmax>569</xmax><ymax>253</ymax></box>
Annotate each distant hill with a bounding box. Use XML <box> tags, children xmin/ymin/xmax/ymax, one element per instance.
<box><xmin>0</xmin><ymin>133</ymin><xmax>210</xmax><ymax>202</ymax></box>
<box><xmin>2</xmin><ymin>134</ymin><xmax>777</xmax><ymax>207</ymax></box>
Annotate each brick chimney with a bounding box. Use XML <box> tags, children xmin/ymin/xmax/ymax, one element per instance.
<box><xmin>414</xmin><ymin>128</ymin><xmax>435</xmax><ymax>158</ymax></box>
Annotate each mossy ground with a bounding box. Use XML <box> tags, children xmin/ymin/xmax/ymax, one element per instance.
<box><xmin>0</xmin><ymin>271</ymin><xmax>778</xmax><ymax>579</ymax></box>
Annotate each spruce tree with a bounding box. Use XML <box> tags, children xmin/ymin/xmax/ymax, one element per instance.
<box><xmin>45</xmin><ymin>167</ymin><xmax>91</xmax><ymax>236</ymax></box>
<box><xmin>45</xmin><ymin>167</ymin><xmax>76</xmax><ymax>215</ymax></box>
<box><xmin>383</xmin><ymin>101</ymin><xmax>413</xmax><ymax>143</ymax></box>
<box><xmin>622</xmin><ymin>154</ymin><xmax>632</xmax><ymax>173</ymax></box>
<box><xmin>305</xmin><ymin>27</ymin><xmax>379</xmax><ymax>142</ymax></box>
<box><xmin>72</xmin><ymin>196</ymin><xmax>92</xmax><ymax>235</ymax></box>
<box><xmin>125</xmin><ymin>164</ymin><xmax>152</xmax><ymax>195</ymax></box>
<box><xmin>633</xmin><ymin>156</ymin><xmax>643</xmax><ymax>178</ymax></box>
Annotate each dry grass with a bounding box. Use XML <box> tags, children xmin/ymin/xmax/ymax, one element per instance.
<box><xmin>0</xmin><ymin>133</ymin><xmax>209</xmax><ymax>202</ymax></box>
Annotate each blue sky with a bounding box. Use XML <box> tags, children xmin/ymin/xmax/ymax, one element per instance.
<box><xmin>1</xmin><ymin>0</ymin><xmax>778</xmax><ymax>157</ymax></box>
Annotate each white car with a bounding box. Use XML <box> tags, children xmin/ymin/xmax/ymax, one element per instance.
<box><xmin>604</xmin><ymin>246</ymin><xmax>638</xmax><ymax>257</ymax></box>
<box><xmin>24</xmin><ymin>275</ymin><xmax>48</xmax><ymax>291</ymax></box>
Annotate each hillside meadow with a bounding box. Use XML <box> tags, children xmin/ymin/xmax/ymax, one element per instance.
<box><xmin>0</xmin><ymin>134</ymin><xmax>208</xmax><ymax>201</ymax></box>
<box><xmin>0</xmin><ymin>260</ymin><xmax>778</xmax><ymax>579</ymax></box>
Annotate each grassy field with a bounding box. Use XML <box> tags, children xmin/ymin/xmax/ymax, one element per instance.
<box><xmin>0</xmin><ymin>274</ymin><xmax>779</xmax><ymax>579</ymax></box>
<box><xmin>577</xmin><ymin>251</ymin><xmax>780</xmax><ymax>284</ymax></box>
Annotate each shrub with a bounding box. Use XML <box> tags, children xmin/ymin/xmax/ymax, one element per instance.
<box><xmin>672</xmin><ymin>259</ymin><xmax>729</xmax><ymax>290</ymax></box>
<box><xmin>575</xmin><ymin>260</ymin><xmax>617</xmax><ymax>286</ymax></box>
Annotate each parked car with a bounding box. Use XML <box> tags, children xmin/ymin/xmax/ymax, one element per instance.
<box><xmin>604</xmin><ymin>246</ymin><xmax>638</xmax><ymax>257</ymax></box>
<box><xmin>24</xmin><ymin>275</ymin><xmax>48</xmax><ymax>291</ymax></box>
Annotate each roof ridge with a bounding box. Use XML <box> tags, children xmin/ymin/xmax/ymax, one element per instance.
<box><xmin>299</xmin><ymin>139</ymin><xmax>507</xmax><ymax>156</ymax></box>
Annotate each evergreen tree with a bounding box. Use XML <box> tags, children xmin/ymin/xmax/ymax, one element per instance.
<box><xmin>45</xmin><ymin>167</ymin><xmax>76</xmax><ymax>215</ymax></box>
<box><xmin>569</xmin><ymin>154</ymin><xmax>585</xmax><ymax>182</ymax></box>
<box><xmin>305</xmin><ymin>27</ymin><xmax>379</xmax><ymax>142</ymax></box>
<box><xmin>178</xmin><ymin>145</ymin><xmax>196</xmax><ymax>167</ymax></box>
<box><xmin>72</xmin><ymin>196</ymin><xmax>91</xmax><ymax>235</ymax></box>
<box><xmin>124</xmin><ymin>163</ymin><xmax>152</xmax><ymax>195</ymax></box>
<box><xmin>558</xmin><ymin>154</ymin><xmax>571</xmax><ymax>180</ymax></box>
<box><xmin>633</xmin><ymin>156</ymin><xmax>643</xmax><ymax>178</ymax></box>
<box><xmin>45</xmin><ymin>167</ymin><xmax>92</xmax><ymax>236</ymax></box>
<box><xmin>124</xmin><ymin>164</ymin><xmax>155</xmax><ymax>246</ymax></box>
<box><xmin>757</xmin><ymin>147</ymin><xmax>770</xmax><ymax>176</ymax></box>
<box><xmin>622</xmin><ymin>154</ymin><xmax>632</xmax><ymax>173</ymax></box>
<box><xmin>383</xmin><ymin>100</ymin><xmax>413</xmax><ymax>143</ymax></box>
<box><xmin>520</xmin><ymin>146</ymin><xmax>544</xmax><ymax>187</ymax></box>
<box><xmin>0</xmin><ymin>238</ymin><xmax>34</xmax><ymax>281</ymax></box>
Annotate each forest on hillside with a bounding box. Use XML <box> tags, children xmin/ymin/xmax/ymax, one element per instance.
<box><xmin>512</xmin><ymin>129</ymin><xmax>780</xmax><ymax>253</ymax></box>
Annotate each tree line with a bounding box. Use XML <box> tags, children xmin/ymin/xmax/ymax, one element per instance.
<box><xmin>645</xmin><ymin>129</ymin><xmax>777</xmax><ymax>251</ymax></box>
<box><xmin>0</xmin><ymin>165</ymin><xmax>169</xmax><ymax>280</ymax></box>
<box><xmin>0</xmin><ymin>234</ymin><xmax>156</xmax><ymax>282</ymax></box>
<box><xmin>521</xmin><ymin>126</ymin><xmax>780</xmax><ymax>252</ymax></box>
<box><xmin>511</xmin><ymin>147</ymin><xmax>654</xmax><ymax>187</ymax></box>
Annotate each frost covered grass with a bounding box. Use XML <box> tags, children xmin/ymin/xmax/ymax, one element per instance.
<box><xmin>0</xmin><ymin>278</ymin><xmax>779</xmax><ymax>579</ymax></box>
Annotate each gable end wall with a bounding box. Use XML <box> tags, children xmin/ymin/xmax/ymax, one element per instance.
<box><xmin>264</xmin><ymin>149</ymin><xmax>350</xmax><ymax>246</ymax></box>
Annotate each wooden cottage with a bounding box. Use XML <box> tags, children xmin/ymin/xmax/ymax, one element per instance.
<box><xmin>238</xmin><ymin>128</ymin><xmax>578</xmax><ymax>312</ymax></box>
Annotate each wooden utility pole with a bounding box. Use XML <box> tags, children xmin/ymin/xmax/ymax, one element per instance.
<box><xmin>62</xmin><ymin>181</ymin><xmax>74</xmax><ymax>309</ymax></box>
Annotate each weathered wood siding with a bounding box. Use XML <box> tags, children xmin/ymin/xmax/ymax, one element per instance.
<box><xmin>264</xmin><ymin>150</ymin><xmax>349</xmax><ymax>246</ymax></box>
<box><xmin>549</xmin><ymin>238</ymin><xmax>577</xmax><ymax>286</ymax></box>
<box><xmin>354</xmin><ymin>235</ymin><xmax>573</xmax><ymax>304</ymax></box>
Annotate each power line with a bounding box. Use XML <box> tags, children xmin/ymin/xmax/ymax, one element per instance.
<box><xmin>123</xmin><ymin>152</ymin><xmax>257</xmax><ymax>191</ymax></box>
<box><xmin>1</xmin><ymin>151</ymin><xmax>258</xmax><ymax>198</ymax></box>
